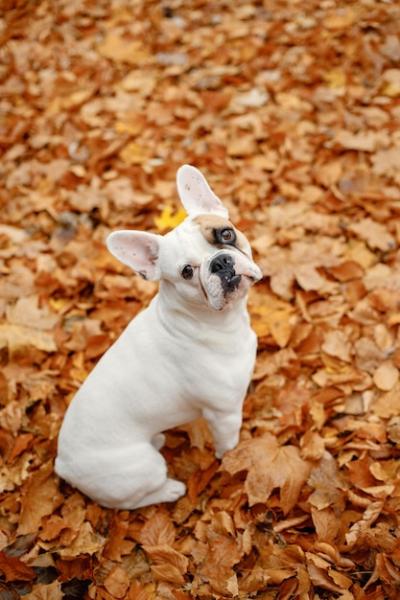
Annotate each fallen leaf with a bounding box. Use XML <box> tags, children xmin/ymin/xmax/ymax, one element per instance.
<box><xmin>18</xmin><ymin>463</ymin><xmax>63</xmax><ymax>535</ymax></box>
<box><xmin>97</xmin><ymin>34</ymin><xmax>149</xmax><ymax>64</ymax></box>
<box><xmin>222</xmin><ymin>434</ymin><xmax>311</xmax><ymax>512</ymax></box>
<box><xmin>104</xmin><ymin>565</ymin><xmax>130</xmax><ymax>598</ymax></box>
<box><xmin>349</xmin><ymin>218</ymin><xmax>395</xmax><ymax>251</ymax></box>
<box><xmin>25</xmin><ymin>581</ymin><xmax>62</xmax><ymax>599</ymax></box>
<box><xmin>322</xmin><ymin>330</ymin><xmax>352</xmax><ymax>362</ymax></box>
<box><xmin>154</xmin><ymin>206</ymin><xmax>186</xmax><ymax>232</ymax></box>
<box><xmin>249</xmin><ymin>287</ymin><xmax>296</xmax><ymax>346</ymax></box>
<box><xmin>345</xmin><ymin>501</ymin><xmax>384</xmax><ymax>547</ymax></box>
<box><xmin>57</xmin><ymin>522</ymin><xmax>105</xmax><ymax>558</ymax></box>
<box><xmin>0</xmin><ymin>552</ymin><xmax>35</xmax><ymax>582</ymax></box>
<box><xmin>373</xmin><ymin>361</ymin><xmax>399</xmax><ymax>391</ymax></box>
<box><xmin>0</xmin><ymin>324</ymin><xmax>56</xmax><ymax>353</ymax></box>
<box><xmin>138</xmin><ymin>510</ymin><xmax>176</xmax><ymax>546</ymax></box>
<box><xmin>143</xmin><ymin>545</ymin><xmax>188</xmax><ymax>584</ymax></box>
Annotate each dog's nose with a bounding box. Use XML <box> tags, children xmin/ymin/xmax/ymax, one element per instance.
<box><xmin>210</xmin><ymin>253</ymin><xmax>241</xmax><ymax>293</ymax></box>
<box><xmin>210</xmin><ymin>253</ymin><xmax>234</xmax><ymax>274</ymax></box>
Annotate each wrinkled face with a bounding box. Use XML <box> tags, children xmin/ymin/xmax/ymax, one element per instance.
<box><xmin>160</xmin><ymin>214</ymin><xmax>261</xmax><ymax>311</ymax></box>
<box><xmin>106</xmin><ymin>164</ymin><xmax>262</xmax><ymax>311</ymax></box>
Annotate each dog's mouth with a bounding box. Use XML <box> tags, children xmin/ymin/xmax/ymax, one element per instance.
<box><xmin>200</xmin><ymin>252</ymin><xmax>262</xmax><ymax>311</ymax></box>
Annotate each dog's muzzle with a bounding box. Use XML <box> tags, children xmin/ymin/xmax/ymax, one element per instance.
<box><xmin>209</xmin><ymin>253</ymin><xmax>241</xmax><ymax>294</ymax></box>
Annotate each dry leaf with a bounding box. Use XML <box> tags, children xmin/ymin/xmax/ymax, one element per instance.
<box><xmin>18</xmin><ymin>463</ymin><xmax>63</xmax><ymax>535</ymax></box>
<box><xmin>373</xmin><ymin>361</ymin><xmax>399</xmax><ymax>391</ymax></box>
<box><xmin>0</xmin><ymin>552</ymin><xmax>35</xmax><ymax>582</ymax></box>
<box><xmin>322</xmin><ymin>330</ymin><xmax>352</xmax><ymax>362</ymax></box>
<box><xmin>98</xmin><ymin>34</ymin><xmax>149</xmax><ymax>64</ymax></box>
<box><xmin>222</xmin><ymin>434</ymin><xmax>311</xmax><ymax>512</ymax></box>
<box><xmin>349</xmin><ymin>219</ymin><xmax>395</xmax><ymax>251</ymax></box>
<box><xmin>144</xmin><ymin>545</ymin><xmax>188</xmax><ymax>584</ymax></box>
<box><xmin>0</xmin><ymin>324</ymin><xmax>56</xmax><ymax>353</ymax></box>
<box><xmin>249</xmin><ymin>288</ymin><xmax>296</xmax><ymax>346</ymax></box>
<box><xmin>104</xmin><ymin>566</ymin><xmax>130</xmax><ymax>598</ymax></box>
<box><xmin>25</xmin><ymin>580</ymin><xmax>62</xmax><ymax>600</ymax></box>
<box><xmin>154</xmin><ymin>206</ymin><xmax>187</xmax><ymax>232</ymax></box>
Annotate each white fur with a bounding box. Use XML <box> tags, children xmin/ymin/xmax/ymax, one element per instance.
<box><xmin>55</xmin><ymin>165</ymin><xmax>261</xmax><ymax>509</ymax></box>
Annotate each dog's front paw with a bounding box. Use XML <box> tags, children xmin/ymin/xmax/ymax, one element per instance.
<box><xmin>164</xmin><ymin>479</ymin><xmax>186</xmax><ymax>502</ymax></box>
<box><xmin>215</xmin><ymin>439</ymin><xmax>238</xmax><ymax>459</ymax></box>
<box><xmin>215</xmin><ymin>445</ymin><xmax>231</xmax><ymax>460</ymax></box>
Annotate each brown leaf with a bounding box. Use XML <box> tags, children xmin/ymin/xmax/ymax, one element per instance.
<box><xmin>345</xmin><ymin>501</ymin><xmax>384</xmax><ymax>548</ymax></box>
<box><xmin>97</xmin><ymin>34</ymin><xmax>149</xmax><ymax>64</ymax></box>
<box><xmin>222</xmin><ymin>434</ymin><xmax>311</xmax><ymax>512</ymax></box>
<box><xmin>103</xmin><ymin>566</ymin><xmax>130</xmax><ymax>599</ymax></box>
<box><xmin>373</xmin><ymin>361</ymin><xmax>399</xmax><ymax>391</ymax></box>
<box><xmin>349</xmin><ymin>218</ymin><xmax>395</xmax><ymax>251</ymax></box>
<box><xmin>308</xmin><ymin>452</ymin><xmax>346</xmax><ymax>511</ymax></box>
<box><xmin>0</xmin><ymin>552</ymin><xmax>35</xmax><ymax>582</ymax></box>
<box><xmin>127</xmin><ymin>582</ymin><xmax>151</xmax><ymax>600</ymax></box>
<box><xmin>249</xmin><ymin>288</ymin><xmax>296</xmax><ymax>347</ymax></box>
<box><xmin>103</xmin><ymin>514</ymin><xmax>135</xmax><ymax>562</ymax></box>
<box><xmin>0</xmin><ymin>324</ymin><xmax>56</xmax><ymax>353</ymax></box>
<box><xmin>138</xmin><ymin>510</ymin><xmax>176</xmax><ymax>546</ymax></box>
<box><xmin>6</xmin><ymin>297</ymin><xmax>58</xmax><ymax>330</ymax></box>
<box><xmin>321</xmin><ymin>330</ymin><xmax>352</xmax><ymax>362</ymax></box>
<box><xmin>18</xmin><ymin>463</ymin><xmax>63</xmax><ymax>535</ymax></box>
<box><xmin>143</xmin><ymin>544</ymin><xmax>188</xmax><ymax>584</ymax></box>
<box><xmin>25</xmin><ymin>580</ymin><xmax>62</xmax><ymax>600</ymax></box>
<box><xmin>57</xmin><ymin>522</ymin><xmax>105</xmax><ymax>558</ymax></box>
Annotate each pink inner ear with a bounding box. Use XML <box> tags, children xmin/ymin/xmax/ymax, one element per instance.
<box><xmin>106</xmin><ymin>231</ymin><xmax>161</xmax><ymax>280</ymax></box>
<box><xmin>177</xmin><ymin>165</ymin><xmax>228</xmax><ymax>217</ymax></box>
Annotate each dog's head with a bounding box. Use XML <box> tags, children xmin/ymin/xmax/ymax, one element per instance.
<box><xmin>107</xmin><ymin>165</ymin><xmax>262</xmax><ymax>311</ymax></box>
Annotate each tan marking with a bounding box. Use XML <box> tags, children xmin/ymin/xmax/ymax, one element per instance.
<box><xmin>193</xmin><ymin>214</ymin><xmax>250</xmax><ymax>255</ymax></box>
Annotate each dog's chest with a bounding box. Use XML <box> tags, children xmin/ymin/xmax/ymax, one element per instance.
<box><xmin>180</xmin><ymin>328</ymin><xmax>257</xmax><ymax>405</ymax></box>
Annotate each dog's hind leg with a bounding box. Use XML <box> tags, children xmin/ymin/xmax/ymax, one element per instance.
<box><xmin>107</xmin><ymin>444</ymin><xmax>185</xmax><ymax>510</ymax></box>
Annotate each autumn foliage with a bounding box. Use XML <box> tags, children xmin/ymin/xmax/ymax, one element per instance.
<box><xmin>1</xmin><ymin>1</ymin><xmax>400</xmax><ymax>598</ymax></box>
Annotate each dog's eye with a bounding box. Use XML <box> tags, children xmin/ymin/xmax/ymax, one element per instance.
<box><xmin>181</xmin><ymin>265</ymin><xmax>194</xmax><ymax>280</ymax></box>
<box><xmin>219</xmin><ymin>228</ymin><xmax>236</xmax><ymax>244</ymax></box>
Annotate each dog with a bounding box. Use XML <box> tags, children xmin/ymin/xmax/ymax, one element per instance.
<box><xmin>55</xmin><ymin>165</ymin><xmax>262</xmax><ymax>509</ymax></box>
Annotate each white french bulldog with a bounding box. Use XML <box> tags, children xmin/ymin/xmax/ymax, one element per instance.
<box><xmin>55</xmin><ymin>165</ymin><xmax>262</xmax><ymax>509</ymax></box>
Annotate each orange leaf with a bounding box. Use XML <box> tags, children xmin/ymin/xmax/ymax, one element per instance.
<box><xmin>222</xmin><ymin>434</ymin><xmax>311</xmax><ymax>513</ymax></box>
<box><xmin>138</xmin><ymin>510</ymin><xmax>176</xmax><ymax>546</ymax></box>
<box><xmin>18</xmin><ymin>462</ymin><xmax>63</xmax><ymax>535</ymax></box>
<box><xmin>143</xmin><ymin>544</ymin><xmax>189</xmax><ymax>584</ymax></box>
<box><xmin>0</xmin><ymin>552</ymin><xmax>35</xmax><ymax>582</ymax></box>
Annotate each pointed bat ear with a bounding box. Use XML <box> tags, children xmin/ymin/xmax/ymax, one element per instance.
<box><xmin>106</xmin><ymin>230</ymin><xmax>162</xmax><ymax>280</ymax></box>
<box><xmin>176</xmin><ymin>164</ymin><xmax>229</xmax><ymax>218</ymax></box>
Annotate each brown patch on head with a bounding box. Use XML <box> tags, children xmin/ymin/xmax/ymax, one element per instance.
<box><xmin>193</xmin><ymin>214</ymin><xmax>251</xmax><ymax>256</ymax></box>
<box><xmin>194</xmin><ymin>214</ymin><xmax>232</xmax><ymax>243</ymax></box>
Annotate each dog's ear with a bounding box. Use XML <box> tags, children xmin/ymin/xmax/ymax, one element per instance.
<box><xmin>177</xmin><ymin>164</ymin><xmax>228</xmax><ymax>218</ymax></box>
<box><xmin>106</xmin><ymin>230</ymin><xmax>162</xmax><ymax>280</ymax></box>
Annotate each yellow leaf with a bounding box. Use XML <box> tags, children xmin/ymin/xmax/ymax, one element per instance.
<box><xmin>323</xmin><ymin>8</ymin><xmax>356</xmax><ymax>30</ymax></box>
<box><xmin>70</xmin><ymin>368</ymin><xmax>88</xmax><ymax>383</ymax></box>
<box><xmin>48</xmin><ymin>298</ymin><xmax>70</xmax><ymax>312</ymax></box>
<box><xmin>119</xmin><ymin>142</ymin><xmax>149</xmax><ymax>165</ymax></box>
<box><xmin>0</xmin><ymin>324</ymin><xmax>56</xmax><ymax>353</ymax></box>
<box><xmin>323</xmin><ymin>69</ymin><xmax>346</xmax><ymax>88</ymax></box>
<box><xmin>97</xmin><ymin>34</ymin><xmax>149</xmax><ymax>64</ymax></box>
<box><xmin>381</xmin><ymin>82</ymin><xmax>400</xmax><ymax>97</ymax></box>
<box><xmin>249</xmin><ymin>288</ymin><xmax>296</xmax><ymax>347</ymax></box>
<box><xmin>154</xmin><ymin>206</ymin><xmax>186</xmax><ymax>232</ymax></box>
<box><xmin>115</xmin><ymin>119</ymin><xmax>144</xmax><ymax>136</ymax></box>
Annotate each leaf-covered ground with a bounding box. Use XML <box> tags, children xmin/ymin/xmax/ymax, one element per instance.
<box><xmin>1</xmin><ymin>1</ymin><xmax>400</xmax><ymax>598</ymax></box>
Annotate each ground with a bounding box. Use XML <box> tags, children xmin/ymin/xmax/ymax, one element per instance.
<box><xmin>1</xmin><ymin>1</ymin><xmax>400</xmax><ymax>598</ymax></box>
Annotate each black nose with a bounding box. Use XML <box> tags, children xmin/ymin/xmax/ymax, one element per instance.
<box><xmin>210</xmin><ymin>253</ymin><xmax>234</xmax><ymax>274</ymax></box>
<box><xmin>210</xmin><ymin>253</ymin><xmax>241</xmax><ymax>294</ymax></box>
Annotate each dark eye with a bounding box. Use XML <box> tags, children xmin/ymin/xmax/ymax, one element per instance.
<box><xmin>181</xmin><ymin>264</ymin><xmax>194</xmax><ymax>280</ymax></box>
<box><xmin>220</xmin><ymin>228</ymin><xmax>236</xmax><ymax>244</ymax></box>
